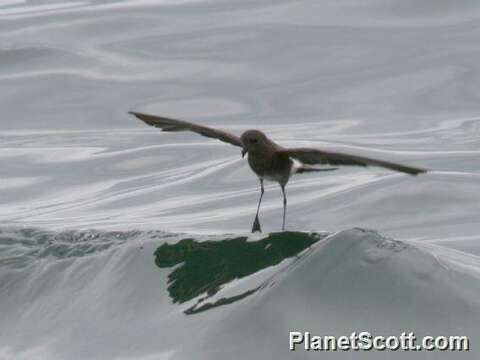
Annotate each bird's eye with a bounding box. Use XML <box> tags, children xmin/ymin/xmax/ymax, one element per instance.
<box><xmin>250</xmin><ymin>138</ymin><xmax>258</xmax><ymax>144</ymax></box>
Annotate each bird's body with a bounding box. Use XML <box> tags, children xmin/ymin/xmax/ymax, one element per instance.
<box><xmin>247</xmin><ymin>145</ymin><xmax>292</xmax><ymax>186</ymax></box>
<box><xmin>129</xmin><ymin>111</ymin><xmax>427</xmax><ymax>232</ymax></box>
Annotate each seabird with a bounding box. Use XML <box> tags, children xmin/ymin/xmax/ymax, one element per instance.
<box><xmin>129</xmin><ymin>111</ymin><xmax>427</xmax><ymax>232</ymax></box>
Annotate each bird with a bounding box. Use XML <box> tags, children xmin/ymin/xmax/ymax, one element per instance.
<box><xmin>129</xmin><ymin>111</ymin><xmax>427</xmax><ymax>233</ymax></box>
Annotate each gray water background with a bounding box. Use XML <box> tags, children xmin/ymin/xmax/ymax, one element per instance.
<box><xmin>1</xmin><ymin>0</ymin><xmax>479</xmax><ymax>240</ymax></box>
<box><xmin>1</xmin><ymin>1</ymin><xmax>480</xmax><ymax>359</ymax></box>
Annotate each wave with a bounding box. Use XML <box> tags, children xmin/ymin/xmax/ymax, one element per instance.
<box><xmin>1</xmin><ymin>227</ymin><xmax>479</xmax><ymax>359</ymax></box>
<box><xmin>0</xmin><ymin>227</ymin><xmax>141</xmax><ymax>269</ymax></box>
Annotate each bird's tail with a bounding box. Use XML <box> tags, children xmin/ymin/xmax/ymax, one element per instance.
<box><xmin>294</xmin><ymin>166</ymin><xmax>338</xmax><ymax>174</ymax></box>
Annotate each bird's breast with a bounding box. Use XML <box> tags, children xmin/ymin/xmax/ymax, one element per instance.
<box><xmin>247</xmin><ymin>151</ymin><xmax>292</xmax><ymax>184</ymax></box>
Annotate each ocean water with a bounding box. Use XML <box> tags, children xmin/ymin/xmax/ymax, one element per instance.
<box><xmin>1</xmin><ymin>0</ymin><xmax>480</xmax><ymax>359</ymax></box>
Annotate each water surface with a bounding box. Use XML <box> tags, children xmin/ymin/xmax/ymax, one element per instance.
<box><xmin>1</xmin><ymin>0</ymin><xmax>480</xmax><ymax>359</ymax></box>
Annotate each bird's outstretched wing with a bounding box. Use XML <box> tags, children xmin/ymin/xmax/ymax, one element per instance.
<box><xmin>280</xmin><ymin>147</ymin><xmax>427</xmax><ymax>175</ymax></box>
<box><xmin>129</xmin><ymin>111</ymin><xmax>243</xmax><ymax>147</ymax></box>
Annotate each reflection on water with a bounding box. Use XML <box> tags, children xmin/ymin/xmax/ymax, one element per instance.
<box><xmin>155</xmin><ymin>231</ymin><xmax>327</xmax><ymax>314</ymax></box>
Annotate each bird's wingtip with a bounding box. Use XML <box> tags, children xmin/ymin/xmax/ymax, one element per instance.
<box><xmin>128</xmin><ymin>111</ymin><xmax>146</xmax><ymax>120</ymax></box>
<box><xmin>412</xmin><ymin>168</ymin><xmax>428</xmax><ymax>176</ymax></box>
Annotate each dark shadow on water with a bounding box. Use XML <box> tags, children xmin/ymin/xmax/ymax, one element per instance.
<box><xmin>154</xmin><ymin>231</ymin><xmax>328</xmax><ymax>314</ymax></box>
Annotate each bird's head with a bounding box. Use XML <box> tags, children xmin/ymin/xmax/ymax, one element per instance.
<box><xmin>241</xmin><ymin>130</ymin><xmax>269</xmax><ymax>157</ymax></box>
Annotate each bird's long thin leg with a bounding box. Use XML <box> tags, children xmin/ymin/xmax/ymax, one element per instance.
<box><xmin>252</xmin><ymin>179</ymin><xmax>264</xmax><ymax>233</ymax></box>
<box><xmin>281</xmin><ymin>184</ymin><xmax>287</xmax><ymax>231</ymax></box>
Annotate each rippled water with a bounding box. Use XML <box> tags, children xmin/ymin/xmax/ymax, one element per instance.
<box><xmin>1</xmin><ymin>0</ymin><xmax>480</xmax><ymax>359</ymax></box>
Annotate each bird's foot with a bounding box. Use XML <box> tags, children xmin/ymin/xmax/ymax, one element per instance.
<box><xmin>251</xmin><ymin>215</ymin><xmax>262</xmax><ymax>233</ymax></box>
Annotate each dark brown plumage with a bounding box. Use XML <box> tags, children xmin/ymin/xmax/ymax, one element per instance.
<box><xmin>129</xmin><ymin>111</ymin><xmax>427</xmax><ymax>232</ymax></box>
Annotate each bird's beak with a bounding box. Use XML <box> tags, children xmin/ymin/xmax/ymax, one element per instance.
<box><xmin>241</xmin><ymin>149</ymin><xmax>247</xmax><ymax>158</ymax></box>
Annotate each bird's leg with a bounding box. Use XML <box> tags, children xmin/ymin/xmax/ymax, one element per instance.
<box><xmin>252</xmin><ymin>179</ymin><xmax>264</xmax><ymax>233</ymax></box>
<box><xmin>281</xmin><ymin>184</ymin><xmax>287</xmax><ymax>231</ymax></box>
